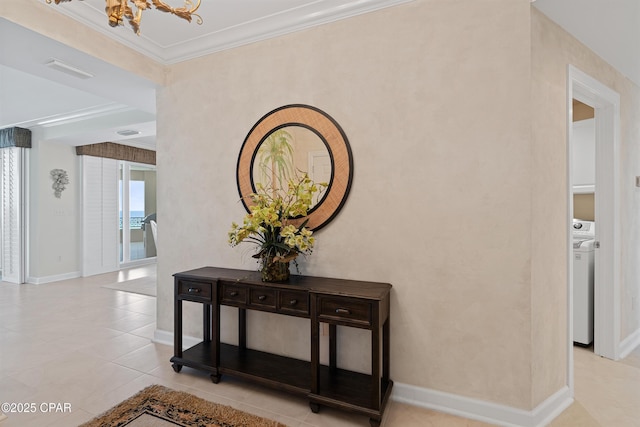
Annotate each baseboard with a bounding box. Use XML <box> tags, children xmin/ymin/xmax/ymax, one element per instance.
<box><xmin>391</xmin><ymin>382</ymin><xmax>573</xmax><ymax>427</ymax></box>
<box><xmin>26</xmin><ymin>271</ymin><xmax>81</xmax><ymax>284</ymax></box>
<box><xmin>153</xmin><ymin>328</ymin><xmax>201</xmax><ymax>350</ymax></box>
<box><xmin>120</xmin><ymin>257</ymin><xmax>157</xmax><ymax>269</ymax></box>
<box><xmin>156</xmin><ymin>327</ymin><xmax>572</xmax><ymax>427</ymax></box>
<box><xmin>619</xmin><ymin>327</ymin><xmax>640</xmax><ymax>359</ymax></box>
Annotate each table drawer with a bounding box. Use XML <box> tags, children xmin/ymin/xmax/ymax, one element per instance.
<box><xmin>220</xmin><ymin>283</ymin><xmax>248</xmax><ymax>306</ymax></box>
<box><xmin>249</xmin><ymin>288</ymin><xmax>277</xmax><ymax>310</ymax></box>
<box><xmin>278</xmin><ymin>290</ymin><xmax>309</xmax><ymax>316</ymax></box>
<box><xmin>317</xmin><ymin>296</ymin><xmax>371</xmax><ymax>327</ymax></box>
<box><xmin>177</xmin><ymin>280</ymin><xmax>212</xmax><ymax>302</ymax></box>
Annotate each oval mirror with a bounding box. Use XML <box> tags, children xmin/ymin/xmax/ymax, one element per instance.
<box><xmin>237</xmin><ymin>105</ymin><xmax>353</xmax><ymax>231</ymax></box>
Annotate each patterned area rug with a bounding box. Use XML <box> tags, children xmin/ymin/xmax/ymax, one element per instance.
<box><xmin>80</xmin><ymin>385</ymin><xmax>287</xmax><ymax>427</ymax></box>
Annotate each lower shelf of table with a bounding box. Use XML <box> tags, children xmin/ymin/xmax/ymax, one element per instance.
<box><xmin>313</xmin><ymin>368</ymin><xmax>392</xmax><ymax>415</ymax></box>
<box><xmin>170</xmin><ymin>340</ymin><xmax>218</xmax><ymax>374</ymax></box>
<box><xmin>171</xmin><ymin>341</ymin><xmax>389</xmax><ymax>414</ymax></box>
<box><xmin>219</xmin><ymin>343</ymin><xmax>310</xmax><ymax>394</ymax></box>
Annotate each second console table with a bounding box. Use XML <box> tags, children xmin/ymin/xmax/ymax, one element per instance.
<box><xmin>170</xmin><ymin>266</ymin><xmax>392</xmax><ymax>427</ymax></box>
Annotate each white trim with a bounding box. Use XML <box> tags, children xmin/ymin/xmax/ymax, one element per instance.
<box><xmin>568</xmin><ymin>65</ymin><xmax>621</xmax><ymax>361</ymax></box>
<box><xmin>572</xmin><ymin>185</ymin><xmax>594</xmax><ymax>194</ymax></box>
<box><xmin>619</xmin><ymin>327</ymin><xmax>640</xmax><ymax>360</ymax></box>
<box><xmin>153</xmin><ymin>328</ymin><xmax>200</xmax><ymax>350</ymax></box>
<box><xmin>26</xmin><ymin>271</ymin><xmax>81</xmax><ymax>284</ymax></box>
<box><xmin>152</xmin><ymin>329</ymin><xmax>172</xmax><ymax>346</ymax></box>
<box><xmin>120</xmin><ymin>257</ymin><xmax>157</xmax><ymax>269</ymax></box>
<box><xmin>566</xmin><ymin>70</ymin><xmax>575</xmax><ymax>394</ymax></box>
<box><xmin>391</xmin><ymin>383</ymin><xmax>572</xmax><ymax>427</ymax></box>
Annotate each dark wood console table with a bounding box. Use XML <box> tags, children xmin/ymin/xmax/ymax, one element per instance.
<box><xmin>170</xmin><ymin>266</ymin><xmax>392</xmax><ymax>426</ymax></box>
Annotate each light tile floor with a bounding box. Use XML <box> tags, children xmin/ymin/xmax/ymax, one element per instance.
<box><xmin>0</xmin><ymin>266</ymin><xmax>638</xmax><ymax>427</ymax></box>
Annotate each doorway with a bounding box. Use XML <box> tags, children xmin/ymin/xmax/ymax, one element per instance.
<box><xmin>571</xmin><ymin>100</ymin><xmax>595</xmax><ymax>351</ymax></box>
<box><xmin>119</xmin><ymin>162</ymin><xmax>157</xmax><ymax>266</ymax></box>
<box><xmin>567</xmin><ymin>66</ymin><xmax>620</xmax><ymax>379</ymax></box>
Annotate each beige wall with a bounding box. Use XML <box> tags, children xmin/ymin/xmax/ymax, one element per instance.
<box><xmin>573</xmin><ymin>99</ymin><xmax>595</xmax><ymax>122</ymax></box>
<box><xmin>574</xmin><ymin>194</ymin><xmax>595</xmax><ymax>221</ymax></box>
<box><xmin>530</xmin><ymin>10</ymin><xmax>569</xmax><ymax>406</ymax></box>
<box><xmin>157</xmin><ymin>0</ymin><xmax>539</xmax><ymax>410</ymax></box>
<box><xmin>532</xmin><ymin>8</ymin><xmax>640</xmax><ymax>354</ymax></box>
<box><xmin>14</xmin><ymin>0</ymin><xmax>640</xmax><ymax>416</ymax></box>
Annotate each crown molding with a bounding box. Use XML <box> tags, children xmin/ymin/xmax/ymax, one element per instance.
<box><xmin>42</xmin><ymin>0</ymin><xmax>415</xmax><ymax>65</ymax></box>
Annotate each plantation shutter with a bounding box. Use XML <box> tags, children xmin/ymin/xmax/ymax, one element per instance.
<box><xmin>1</xmin><ymin>147</ymin><xmax>26</xmax><ymax>283</ymax></box>
<box><xmin>80</xmin><ymin>155</ymin><xmax>119</xmax><ymax>276</ymax></box>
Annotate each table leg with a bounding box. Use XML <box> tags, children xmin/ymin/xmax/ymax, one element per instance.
<box><xmin>174</xmin><ymin>299</ymin><xmax>182</xmax><ymax>357</ymax></box>
<box><xmin>329</xmin><ymin>324</ymin><xmax>337</xmax><ymax>371</ymax></box>
<box><xmin>239</xmin><ymin>308</ymin><xmax>247</xmax><ymax>350</ymax></box>
<box><xmin>311</xmin><ymin>298</ymin><xmax>319</xmax><ymax>395</ymax></box>
<box><xmin>370</xmin><ymin>306</ymin><xmax>381</xmax><ymax>410</ymax></box>
<box><xmin>383</xmin><ymin>317</ymin><xmax>390</xmax><ymax>383</ymax></box>
<box><xmin>212</xmin><ymin>282</ymin><xmax>220</xmax><ymax>382</ymax></box>
<box><xmin>203</xmin><ymin>304</ymin><xmax>211</xmax><ymax>342</ymax></box>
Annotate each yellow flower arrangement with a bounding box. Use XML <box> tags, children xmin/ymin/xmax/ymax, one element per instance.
<box><xmin>229</xmin><ymin>174</ymin><xmax>326</xmax><ymax>280</ymax></box>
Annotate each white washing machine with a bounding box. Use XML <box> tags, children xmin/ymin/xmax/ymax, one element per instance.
<box><xmin>573</xmin><ymin>219</ymin><xmax>595</xmax><ymax>345</ymax></box>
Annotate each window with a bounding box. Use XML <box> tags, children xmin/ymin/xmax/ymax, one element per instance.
<box><xmin>119</xmin><ymin>162</ymin><xmax>156</xmax><ymax>264</ymax></box>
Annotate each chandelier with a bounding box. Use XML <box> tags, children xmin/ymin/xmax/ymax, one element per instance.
<box><xmin>46</xmin><ymin>0</ymin><xmax>203</xmax><ymax>35</ymax></box>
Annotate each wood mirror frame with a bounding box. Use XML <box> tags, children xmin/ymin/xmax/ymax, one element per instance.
<box><xmin>236</xmin><ymin>104</ymin><xmax>353</xmax><ymax>231</ymax></box>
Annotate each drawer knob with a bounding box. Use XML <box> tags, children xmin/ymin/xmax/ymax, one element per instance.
<box><xmin>229</xmin><ymin>291</ymin><xmax>238</xmax><ymax>297</ymax></box>
<box><xmin>289</xmin><ymin>299</ymin><xmax>298</xmax><ymax>306</ymax></box>
<box><xmin>335</xmin><ymin>308</ymin><xmax>351</xmax><ymax>315</ymax></box>
<box><xmin>188</xmin><ymin>288</ymin><xmax>200</xmax><ymax>293</ymax></box>
<box><xmin>258</xmin><ymin>295</ymin><xmax>267</xmax><ymax>301</ymax></box>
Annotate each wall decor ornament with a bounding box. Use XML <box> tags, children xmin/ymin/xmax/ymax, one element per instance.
<box><xmin>50</xmin><ymin>169</ymin><xmax>69</xmax><ymax>198</ymax></box>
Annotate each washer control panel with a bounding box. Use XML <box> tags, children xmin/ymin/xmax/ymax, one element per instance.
<box><xmin>573</xmin><ymin>220</ymin><xmax>595</xmax><ymax>239</ymax></box>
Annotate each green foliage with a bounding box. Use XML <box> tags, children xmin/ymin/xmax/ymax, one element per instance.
<box><xmin>229</xmin><ymin>173</ymin><xmax>326</xmax><ymax>262</ymax></box>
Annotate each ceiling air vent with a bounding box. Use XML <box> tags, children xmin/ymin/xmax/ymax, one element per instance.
<box><xmin>45</xmin><ymin>59</ymin><xmax>94</xmax><ymax>79</ymax></box>
<box><xmin>116</xmin><ymin>130</ymin><xmax>141</xmax><ymax>136</ymax></box>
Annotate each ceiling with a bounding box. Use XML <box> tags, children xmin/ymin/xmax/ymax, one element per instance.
<box><xmin>533</xmin><ymin>0</ymin><xmax>640</xmax><ymax>87</ymax></box>
<box><xmin>0</xmin><ymin>0</ymin><xmax>637</xmax><ymax>151</ymax></box>
<box><xmin>0</xmin><ymin>0</ymin><xmax>413</xmax><ymax>150</ymax></box>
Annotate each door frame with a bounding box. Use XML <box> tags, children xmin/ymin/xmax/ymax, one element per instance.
<box><xmin>567</xmin><ymin>65</ymin><xmax>621</xmax><ymax>388</ymax></box>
